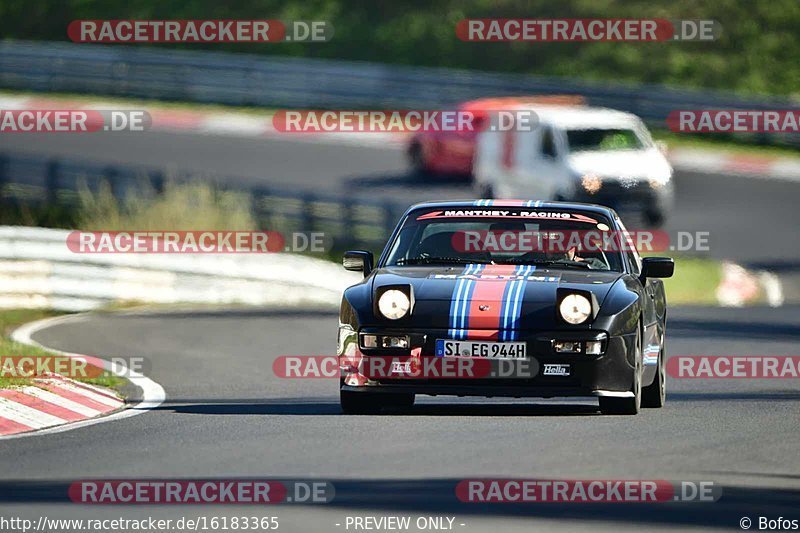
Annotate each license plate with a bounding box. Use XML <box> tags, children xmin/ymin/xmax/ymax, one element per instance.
<box><xmin>435</xmin><ymin>339</ymin><xmax>526</xmax><ymax>359</ymax></box>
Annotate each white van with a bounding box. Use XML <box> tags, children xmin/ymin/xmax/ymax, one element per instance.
<box><xmin>473</xmin><ymin>105</ymin><xmax>674</xmax><ymax>226</ymax></box>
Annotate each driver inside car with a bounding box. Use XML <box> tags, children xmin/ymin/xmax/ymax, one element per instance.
<box><xmin>486</xmin><ymin>222</ymin><xmax>608</xmax><ymax>269</ymax></box>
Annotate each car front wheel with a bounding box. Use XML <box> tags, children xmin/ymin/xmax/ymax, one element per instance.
<box><xmin>642</xmin><ymin>343</ymin><xmax>666</xmax><ymax>408</ymax></box>
<box><xmin>599</xmin><ymin>326</ymin><xmax>642</xmax><ymax>415</ymax></box>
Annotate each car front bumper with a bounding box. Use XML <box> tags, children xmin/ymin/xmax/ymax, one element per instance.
<box><xmin>340</xmin><ymin>328</ymin><xmax>638</xmax><ymax>399</ymax></box>
<box><xmin>575</xmin><ymin>180</ymin><xmax>674</xmax><ymax>216</ymax></box>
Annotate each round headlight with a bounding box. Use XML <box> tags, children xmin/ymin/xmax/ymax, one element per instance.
<box><xmin>559</xmin><ymin>293</ymin><xmax>592</xmax><ymax>324</ymax></box>
<box><xmin>378</xmin><ymin>289</ymin><xmax>411</xmax><ymax>320</ymax></box>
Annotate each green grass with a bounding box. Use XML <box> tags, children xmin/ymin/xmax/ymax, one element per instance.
<box><xmin>659</xmin><ymin>255</ymin><xmax>722</xmax><ymax>306</ymax></box>
<box><xmin>652</xmin><ymin>130</ymin><xmax>800</xmax><ymax>159</ymax></box>
<box><xmin>0</xmin><ymin>309</ymin><xmax>126</xmax><ymax>393</ymax></box>
<box><xmin>78</xmin><ymin>180</ymin><xmax>256</xmax><ymax>231</ymax></box>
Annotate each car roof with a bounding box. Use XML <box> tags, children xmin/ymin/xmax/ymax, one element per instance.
<box><xmin>514</xmin><ymin>105</ymin><xmax>642</xmax><ymax>129</ymax></box>
<box><xmin>405</xmin><ymin>199</ymin><xmax>618</xmax><ymax>219</ymax></box>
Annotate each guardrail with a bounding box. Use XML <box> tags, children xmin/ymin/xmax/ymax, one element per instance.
<box><xmin>1</xmin><ymin>40</ymin><xmax>798</xmax><ymax>146</ymax></box>
<box><xmin>0</xmin><ymin>226</ymin><xmax>360</xmax><ymax>311</ymax></box>
<box><xmin>0</xmin><ymin>151</ymin><xmax>407</xmax><ymax>251</ymax></box>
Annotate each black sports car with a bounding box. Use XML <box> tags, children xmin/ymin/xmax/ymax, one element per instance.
<box><xmin>338</xmin><ymin>200</ymin><xmax>674</xmax><ymax>415</ymax></box>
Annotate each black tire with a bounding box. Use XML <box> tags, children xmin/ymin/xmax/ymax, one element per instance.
<box><xmin>408</xmin><ymin>143</ymin><xmax>428</xmax><ymax>177</ymax></box>
<box><xmin>340</xmin><ymin>390</ymin><xmax>415</xmax><ymax>415</ymax></box>
<box><xmin>642</xmin><ymin>343</ymin><xmax>666</xmax><ymax>408</ymax></box>
<box><xmin>644</xmin><ymin>208</ymin><xmax>666</xmax><ymax>228</ymax></box>
<box><xmin>599</xmin><ymin>325</ymin><xmax>642</xmax><ymax>415</ymax></box>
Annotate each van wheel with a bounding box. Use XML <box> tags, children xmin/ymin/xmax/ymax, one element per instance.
<box><xmin>645</xmin><ymin>208</ymin><xmax>666</xmax><ymax>228</ymax></box>
<box><xmin>479</xmin><ymin>184</ymin><xmax>495</xmax><ymax>199</ymax></box>
<box><xmin>408</xmin><ymin>143</ymin><xmax>428</xmax><ymax>176</ymax></box>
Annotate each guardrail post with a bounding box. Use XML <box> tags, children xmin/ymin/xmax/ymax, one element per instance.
<box><xmin>302</xmin><ymin>194</ymin><xmax>315</xmax><ymax>233</ymax></box>
<box><xmin>150</xmin><ymin>171</ymin><xmax>164</xmax><ymax>194</ymax></box>
<box><xmin>383</xmin><ymin>202</ymin><xmax>396</xmax><ymax>240</ymax></box>
<box><xmin>104</xmin><ymin>166</ymin><xmax>120</xmax><ymax>199</ymax></box>
<box><xmin>251</xmin><ymin>187</ymin><xmax>269</xmax><ymax>229</ymax></box>
<box><xmin>341</xmin><ymin>202</ymin><xmax>354</xmax><ymax>248</ymax></box>
<box><xmin>0</xmin><ymin>154</ymin><xmax>7</xmax><ymax>201</ymax></box>
<box><xmin>45</xmin><ymin>159</ymin><xmax>59</xmax><ymax>205</ymax></box>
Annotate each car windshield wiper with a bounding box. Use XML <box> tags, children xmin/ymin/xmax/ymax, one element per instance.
<box><xmin>395</xmin><ymin>257</ymin><xmax>493</xmax><ymax>266</ymax></box>
<box><xmin>502</xmin><ymin>259</ymin><xmax>592</xmax><ymax>270</ymax></box>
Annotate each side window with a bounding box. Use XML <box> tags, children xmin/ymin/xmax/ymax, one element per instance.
<box><xmin>541</xmin><ymin>126</ymin><xmax>557</xmax><ymax>159</ymax></box>
<box><xmin>616</xmin><ymin>217</ymin><xmax>642</xmax><ymax>275</ymax></box>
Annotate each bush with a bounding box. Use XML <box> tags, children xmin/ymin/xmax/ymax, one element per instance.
<box><xmin>77</xmin><ymin>181</ymin><xmax>256</xmax><ymax>231</ymax></box>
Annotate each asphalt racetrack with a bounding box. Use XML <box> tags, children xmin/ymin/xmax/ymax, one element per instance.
<box><xmin>0</xmin><ymin>131</ymin><xmax>799</xmax><ymax>531</ymax></box>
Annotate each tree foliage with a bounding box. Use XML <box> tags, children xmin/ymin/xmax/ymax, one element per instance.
<box><xmin>2</xmin><ymin>0</ymin><xmax>798</xmax><ymax>97</ymax></box>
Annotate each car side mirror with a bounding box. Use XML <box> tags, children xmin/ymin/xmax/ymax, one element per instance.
<box><xmin>641</xmin><ymin>257</ymin><xmax>674</xmax><ymax>279</ymax></box>
<box><xmin>343</xmin><ymin>250</ymin><xmax>374</xmax><ymax>276</ymax></box>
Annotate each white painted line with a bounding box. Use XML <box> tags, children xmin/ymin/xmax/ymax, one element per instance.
<box><xmin>20</xmin><ymin>386</ymin><xmax>102</xmax><ymax>417</ymax></box>
<box><xmin>200</xmin><ymin>114</ymin><xmax>270</xmax><ymax>135</ymax></box>
<box><xmin>2</xmin><ymin>313</ymin><xmax>166</xmax><ymax>440</ymax></box>
<box><xmin>669</xmin><ymin>149</ymin><xmax>800</xmax><ymax>184</ymax></box>
<box><xmin>0</xmin><ymin>397</ymin><xmax>66</xmax><ymax>429</ymax></box>
<box><xmin>60</xmin><ymin>376</ymin><xmax>122</xmax><ymax>402</ymax></box>
<box><xmin>0</xmin><ymin>96</ymin><xmax>33</xmax><ymax>110</ymax></box>
<box><xmin>42</xmin><ymin>379</ymin><xmax>122</xmax><ymax>408</ymax></box>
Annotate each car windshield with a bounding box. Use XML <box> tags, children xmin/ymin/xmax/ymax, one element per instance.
<box><xmin>566</xmin><ymin>127</ymin><xmax>645</xmax><ymax>152</ymax></box>
<box><xmin>384</xmin><ymin>209</ymin><xmax>624</xmax><ymax>272</ymax></box>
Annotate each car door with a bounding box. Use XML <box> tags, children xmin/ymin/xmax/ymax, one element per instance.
<box><xmin>505</xmin><ymin>128</ymin><xmax>537</xmax><ymax>197</ymax></box>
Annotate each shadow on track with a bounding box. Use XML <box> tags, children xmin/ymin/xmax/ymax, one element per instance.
<box><xmin>668</xmin><ymin>318</ymin><xmax>800</xmax><ymax>341</ymax></box>
<box><xmin>151</xmin><ymin>398</ymin><xmax>601</xmax><ymax>417</ymax></box>
<box><xmin>668</xmin><ymin>391</ymin><xmax>800</xmax><ymax>401</ymax></box>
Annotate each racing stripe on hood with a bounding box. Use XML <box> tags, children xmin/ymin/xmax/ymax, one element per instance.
<box><xmin>449</xmin><ymin>264</ymin><xmax>529</xmax><ymax>341</ymax></box>
<box><xmin>500</xmin><ymin>265</ymin><xmax>535</xmax><ymax>341</ymax></box>
<box><xmin>448</xmin><ymin>264</ymin><xmax>484</xmax><ymax>339</ymax></box>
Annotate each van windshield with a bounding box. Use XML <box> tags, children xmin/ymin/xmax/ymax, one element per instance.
<box><xmin>566</xmin><ymin>128</ymin><xmax>645</xmax><ymax>152</ymax></box>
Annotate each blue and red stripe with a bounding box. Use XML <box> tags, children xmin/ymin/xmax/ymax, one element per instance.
<box><xmin>448</xmin><ymin>264</ymin><xmax>533</xmax><ymax>341</ymax></box>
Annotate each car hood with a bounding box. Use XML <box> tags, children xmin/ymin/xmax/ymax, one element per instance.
<box><xmin>567</xmin><ymin>148</ymin><xmax>672</xmax><ymax>183</ymax></box>
<box><xmin>371</xmin><ymin>265</ymin><xmax>623</xmax><ymax>331</ymax></box>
